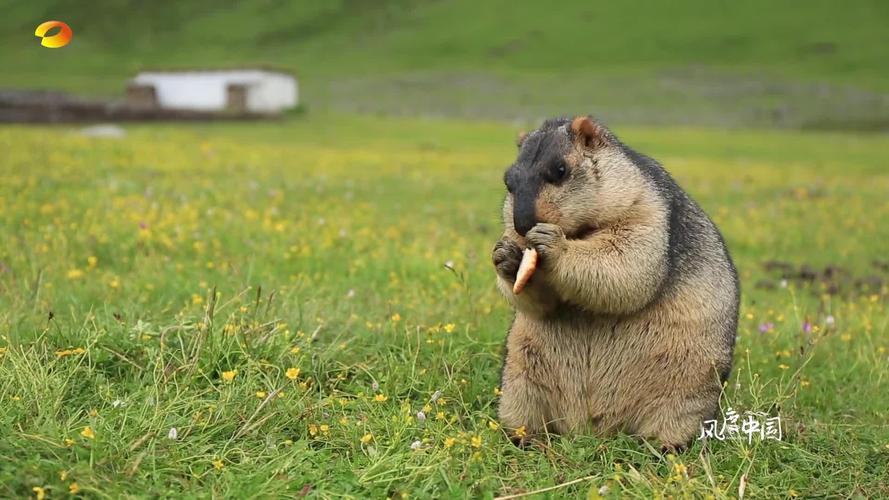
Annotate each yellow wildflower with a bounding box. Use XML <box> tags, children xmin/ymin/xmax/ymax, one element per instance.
<box><xmin>471</xmin><ymin>435</ymin><xmax>482</xmax><ymax>448</ymax></box>
<box><xmin>374</xmin><ymin>394</ymin><xmax>388</xmax><ymax>402</ymax></box>
<box><xmin>488</xmin><ymin>421</ymin><xmax>500</xmax><ymax>431</ymax></box>
<box><xmin>308</xmin><ymin>424</ymin><xmax>318</xmax><ymax>436</ymax></box>
<box><xmin>778</xmin><ymin>364</ymin><xmax>790</xmax><ymax>370</ymax></box>
<box><xmin>391</xmin><ymin>313</ymin><xmax>401</xmax><ymax>322</ymax></box>
<box><xmin>285</xmin><ymin>367</ymin><xmax>300</xmax><ymax>380</ymax></box>
<box><xmin>191</xmin><ymin>294</ymin><xmax>203</xmax><ymax>305</ymax></box>
<box><xmin>64</xmin><ymin>438</ymin><xmax>75</xmax><ymax>447</ymax></box>
<box><xmin>221</xmin><ymin>370</ymin><xmax>237</xmax><ymax>382</ymax></box>
<box><xmin>255</xmin><ymin>391</ymin><xmax>267</xmax><ymax>399</ymax></box>
<box><xmin>290</xmin><ymin>346</ymin><xmax>301</xmax><ymax>354</ymax></box>
<box><xmin>33</xmin><ymin>487</ymin><xmax>46</xmax><ymax>500</ymax></box>
<box><xmin>55</xmin><ymin>347</ymin><xmax>86</xmax><ymax>358</ymax></box>
<box><xmin>443</xmin><ymin>323</ymin><xmax>455</xmax><ymax>333</ymax></box>
<box><xmin>493</xmin><ymin>387</ymin><xmax>502</xmax><ymax>396</ymax></box>
<box><xmin>443</xmin><ymin>437</ymin><xmax>456</xmax><ymax>448</ymax></box>
<box><xmin>87</xmin><ymin>255</ymin><xmax>98</xmax><ymax>268</ymax></box>
<box><xmin>69</xmin><ymin>482</ymin><xmax>81</xmax><ymax>494</ymax></box>
<box><xmin>360</xmin><ymin>433</ymin><xmax>374</xmax><ymax>444</ymax></box>
<box><xmin>320</xmin><ymin>424</ymin><xmax>330</xmax><ymax>435</ymax></box>
<box><xmin>80</xmin><ymin>426</ymin><xmax>95</xmax><ymax>439</ymax></box>
<box><xmin>515</xmin><ymin>426</ymin><xmax>527</xmax><ymax>438</ymax></box>
<box><xmin>673</xmin><ymin>462</ymin><xmax>688</xmax><ymax>481</ymax></box>
<box><xmin>212</xmin><ymin>459</ymin><xmax>224</xmax><ymax>470</ymax></box>
<box><xmin>67</xmin><ymin>268</ymin><xmax>85</xmax><ymax>280</ymax></box>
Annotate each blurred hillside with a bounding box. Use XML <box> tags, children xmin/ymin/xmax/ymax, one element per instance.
<box><xmin>2</xmin><ymin>0</ymin><xmax>888</xmax><ymax>129</ymax></box>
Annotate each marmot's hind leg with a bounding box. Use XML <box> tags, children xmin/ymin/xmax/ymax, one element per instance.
<box><xmin>498</xmin><ymin>342</ymin><xmax>555</xmax><ymax>445</ymax></box>
<box><xmin>498</xmin><ymin>374</ymin><xmax>552</xmax><ymax>445</ymax></box>
<box><xmin>635</xmin><ymin>387</ymin><xmax>720</xmax><ymax>452</ymax></box>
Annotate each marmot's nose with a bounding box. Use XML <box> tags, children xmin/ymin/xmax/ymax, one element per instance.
<box><xmin>514</xmin><ymin>217</ymin><xmax>535</xmax><ymax>236</ymax></box>
<box><xmin>513</xmin><ymin>194</ymin><xmax>537</xmax><ymax>236</ymax></box>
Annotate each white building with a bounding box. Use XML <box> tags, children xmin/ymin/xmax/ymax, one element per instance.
<box><xmin>128</xmin><ymin>68</ymin><xmax>298</xmax><ymax>114</ymax></box>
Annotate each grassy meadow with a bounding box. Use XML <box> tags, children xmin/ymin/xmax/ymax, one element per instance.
<box><xmin>0</xmin><ymin>115</ymin><xmax>887</xmax><ymax>497</ymax></box>
<box><xmin>3</xmin><ymin>0</ymin><xmax>889</xmax><ymax>128</ymax></box>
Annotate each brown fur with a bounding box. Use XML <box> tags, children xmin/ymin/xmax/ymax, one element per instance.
<box><xmin>493</xmin><ymin>116</ymin><xmax>738</xmax><ymax>448</ymax></box>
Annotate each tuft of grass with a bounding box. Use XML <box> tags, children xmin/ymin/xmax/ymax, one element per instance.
<box><xmin>0</xmin><ymin>114</ymin><xmax>888</xmax><ymax>497</ymax></box>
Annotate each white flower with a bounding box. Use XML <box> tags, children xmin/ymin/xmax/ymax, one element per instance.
<box><xmin>443</xmin><ymin>260</ymin><xmax>455</xmax><ymax>271</ymax></box>
<box><xmin>430</xmin><ymin>390</ymin><xmax>442</xmax><ymax>402</ymax></box>
<box><xmin>410</xmin><ymin>440</ymin><xmax>423</xmax><ymax>450</ymax></box>
<box><xmin>371</xmin><ymin>381</ymin><xmax>380</xmax><ymax>392</ymax></box>
<box><xmin>168</xmin><ymin>427</ymin><xmax>178</xmax><ymax>440</ymax></box>
<box><xmin>416</xmin><ymin>411</ymin><xmax>426</xmax><ymax>422</ymax></box>
<box><xmin>346</xmin><ymin>289</ymin><xmax>355</xmax><ymax>299</ymax></box>
<box><xmin>825</xmin><ymin>315</ymin><xmax>835</xmax><ymax>327</ymax></box>
<box><xmin>779</xmin><ymin>279</ymin><xmax>788</xmax><ymax>288</ymax></box>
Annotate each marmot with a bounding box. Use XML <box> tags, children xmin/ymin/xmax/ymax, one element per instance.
<box><xmin>493</xmin><ymin>116</ymin><xmax>739</xmax><ymax>450</ymax></box>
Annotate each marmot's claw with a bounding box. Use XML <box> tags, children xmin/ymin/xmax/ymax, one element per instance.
<box><xmin>509</xmin><ymin>435</ymin><xmax>529</xmax><ymax>448</ymax></box>
<box><xmin>492</xmin><ymin>238</ymin><xmax>522</xmax><ymax>281</ymax></box>
<box><xmin>525</xmin><ymin>223</ymin><xmax>566</xmax><ymax>260</ymax></box>
<box><xmin>660</xmin><ymin>443</ymin><xmax>687</xmax><ymax>455</ymax></box>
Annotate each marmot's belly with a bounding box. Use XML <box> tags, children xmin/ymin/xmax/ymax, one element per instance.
<box><xmin>527</xmin><ymin>307</ymin><xmax>725</xmax><ymax>435</ymax></box>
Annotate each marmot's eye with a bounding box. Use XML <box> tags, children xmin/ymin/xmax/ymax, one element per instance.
<box><xmin>552</xmin><ymin>162</ymin><xmax>568</xmax><ymax>182</ymax></box>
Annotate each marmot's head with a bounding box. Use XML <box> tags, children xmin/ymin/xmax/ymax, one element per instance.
<box><xmin>502</xmin><ymin>116</ymin><xmax>649</xmax><ymax>237</ymax></box>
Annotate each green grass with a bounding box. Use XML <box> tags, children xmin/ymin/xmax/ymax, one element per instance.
<box><xmin>2</xmin><ymin>1</ymin><xmax>889</xmax><ymax>127</ymax></box>
<box><xmin>1</xmin><ymin>114</ymin><xmax>888</xmax><ymax>497</ymax></box>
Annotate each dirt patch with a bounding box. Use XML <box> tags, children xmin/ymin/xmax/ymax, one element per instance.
<box><xmin>757</xmin><ymin>259</ymin><xmax>887</xmax><ymax>297</ymax></box>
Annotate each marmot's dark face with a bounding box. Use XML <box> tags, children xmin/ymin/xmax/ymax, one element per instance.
<box><xmin>502</xmin><ymin>116</ymin><xmax>646</xmax><ymax>239</ymax></box>
<box><xmin>504</xmin><ymin>119</ymin><xmax>573</xmax><ymax>236</ymax></box>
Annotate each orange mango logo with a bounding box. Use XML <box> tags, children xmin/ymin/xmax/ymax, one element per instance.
<box><xmin>35</xmin><ymin>20</ymin><xmax>73</xmax><ymax>48</ymax></box>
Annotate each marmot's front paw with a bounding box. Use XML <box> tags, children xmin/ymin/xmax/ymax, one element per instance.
<box><xmin>492</xmin><ymin>238</ymin><xmax>523</xmax><ymax>281</ymax></box>
<box><xmin>526</xmin><ymin>223</ymin><xmax>567</xmax><ymax>263</ymax></box>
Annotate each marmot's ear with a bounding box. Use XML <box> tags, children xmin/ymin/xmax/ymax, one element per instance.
<box><xmin>516</xmin><ymin>131</ymin><xmax>528</xmax><ymax>148</ymax></box>
<box><xmin>570</xmin><ymin>116</ymin><xmax>608</xmax><ymax>150</ymax></box>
